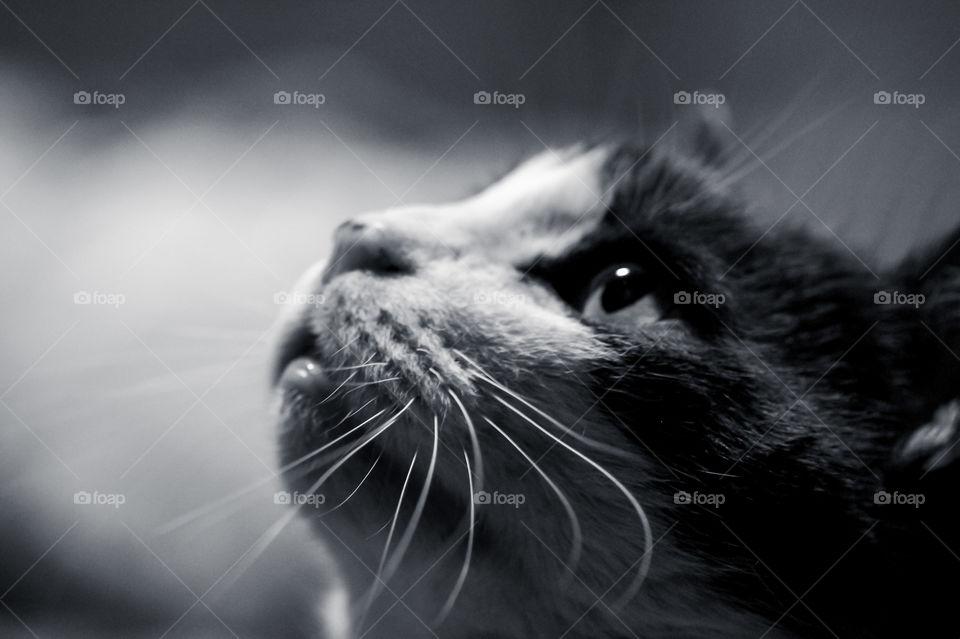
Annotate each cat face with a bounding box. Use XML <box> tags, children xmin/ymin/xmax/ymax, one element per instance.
<box><xmin>274</xmin><ymin>139</ymin><xmax>958</xmax><ymax>638</ymax></box>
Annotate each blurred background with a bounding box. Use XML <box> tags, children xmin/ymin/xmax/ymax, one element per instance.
<box><xmin>2</xmin><ymin>1</ymin><xmax>959</xmax><ymax>636</ymax></box>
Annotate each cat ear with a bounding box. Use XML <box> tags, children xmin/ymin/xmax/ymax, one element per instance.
<box><xmin>883</xmin><ymin>401</ymin><xmax>960</xmax><ymax>540</ymax></box>
<box><xmin>889</xmin><ymin>401</ymin><xmax>960</xmax><ymax>477</ymax></box>
<box><xmin>898</xmin><ymin>222</ymin><xmax>960</xmax><ymax>288</ymax></box>
<box><xmin>677</xmin><ymin>97</ymin><xmax>733</xmax><ymax>169</ymax></box>
<box><xmin>893</xmin><ymin>223</ymin><xmax>960</xmax><ymax>394</ymax></box>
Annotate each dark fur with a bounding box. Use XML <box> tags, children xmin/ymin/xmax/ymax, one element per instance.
<box><xmin>278</xmin><ymin>136</ymin><xmax>960</xmax><ymax>637</ymax></box>
<box><xmin>533</xmin><ymin>142</ymin><xmax>960</xmax><ymax>636</ymax></box>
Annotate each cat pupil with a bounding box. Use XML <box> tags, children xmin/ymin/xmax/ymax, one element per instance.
<box><xmin>600</xmin><ymin>265</ymin><xmax>648</xmax><ymax>313</ymax></box>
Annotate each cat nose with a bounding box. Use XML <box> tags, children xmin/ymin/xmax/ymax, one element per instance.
<box><xmin>322</xmin><ymin>219</ymin><xmax>414</xmax><ymax>282</ymax></box>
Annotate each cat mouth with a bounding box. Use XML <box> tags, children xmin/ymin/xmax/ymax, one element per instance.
<box><xmin>271</xmin><ymin>318</ymin><xmax>326</xmax><ymax>387</ymax></box>
<box><xmin>276</xmin><ymin>354</ymin><xmax>334</xmax><ymax>396</ymax></box>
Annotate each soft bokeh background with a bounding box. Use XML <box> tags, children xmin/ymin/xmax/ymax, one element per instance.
<box><xmin>2</xmin><ymin>1</ymin><xmax>960</xmax><ymax>636</ymax></box>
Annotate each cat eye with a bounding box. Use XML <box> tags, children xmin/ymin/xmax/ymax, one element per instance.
<box><xmin>581</xmin><ymin>263</ymin><xmax>664</xmax><ymax>323</ymax></box>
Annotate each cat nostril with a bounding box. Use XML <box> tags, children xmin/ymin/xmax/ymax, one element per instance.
<box><xmin>323</xmin><ymin>219</ymin><xmax>411</xmax><ymax>283</ymax></box>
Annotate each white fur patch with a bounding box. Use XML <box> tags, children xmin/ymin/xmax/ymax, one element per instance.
<box><xmin>339</xmin><ymin>146</ymin><xmax>613</xmax><ymax>270</ymax></box>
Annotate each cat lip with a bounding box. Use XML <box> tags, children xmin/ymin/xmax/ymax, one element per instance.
<box><xmin>277</xmin><ymin>355</ymin><xmax>333</xmax><ymax>395</ymax></box>
<box><xmin>271</xmin><ymin>320</ymin><xmax>320</xmax><ymax>387</ymax></box>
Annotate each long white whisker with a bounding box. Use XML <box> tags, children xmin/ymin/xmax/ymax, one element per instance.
<box><xmin>321</xmin><ymin>452</ymin><xmax>382</xmax><ymax>516</ymax></box>
<box><xmin>318</xmin><ymin>370</ymin><xmax>359</xmax><ymax>404</ymax></box>
<box><xmin>448</xmin><ymin>389</ymin><xmax>484</xmax><ymax>493</ymax></box>
<box><xmin>328</xmin><ymin>397</ymin><xmax>378</xmax><ymax>431</ymax></box>
<box><xmin>280</xmin><ymin>406</ymin><xmax>389</xmax><ymax>476</ymax></box>
<box><xmin>484</xmin><ymin>416</ymin><xmax>582</xmax><ymax>573</ymax></box>
<box><xmin>493</xmin><ymin>396</ymin><xmax>653</xmax><ymax>607</ymax></box>
<box><xmin>220</xmin><ymin>404</ymin><xmax>404</xmax><ymax>590</ymax></box>
<box><xmin>329</xmin><ymin>334</ymin><xmax>360</xmax><ymax>357</ymax></box>
<box><xmin>454</xmin><ymin>350</ymin><xmax>634</xmax><ymax>459</ymax></box>
<box><xmin>325</xmin><ymin>362</ymin><xmax>389</xmax><ymax>372</ymax></box>
<box><xmin>154</xmin><ymin>407</ymin><xmax>388</xmax><ymax>535</ymax></box>
<box><xmin>382</xmin><ymin>415</ymin><xmax>439</xmax><ymax>582</ymax></box>
<box><xmin>432</xmin><ymin>450</ymin><xmax>476</xmax><ymax>627</ymax></box>
<box><xmin>358</xmin><ymin>450</ymin><xmax>419</xmax><ymax>631</ymax></box>
<box><xmin>365</xmin><ymin>516</ymin><xmax>393</xmax><ymax>541</ymax></box>
<box><xmin>716</xmin><ymin>101</ymin><xmax>849</xmax><ymax>190</ymax></box>
<box><xmin>716</xmin><ymin>79</ymin><xmax>821</xmax><ymax>175</ymax></box>
<box><xmin>342</xmin><ymin>377</ymin><xmax>402</xmax><ymax>391</ymax></box>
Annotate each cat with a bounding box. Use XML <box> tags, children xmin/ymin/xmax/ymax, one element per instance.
<box><xmin>273</xmin><ymin>129</ymin><xmax>960</xmax><ymax>638</ymax></box>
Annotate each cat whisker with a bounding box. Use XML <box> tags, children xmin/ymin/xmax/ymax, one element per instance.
<box><xmin>155</xmin><ymin>406</ymin><xmax>388</xmax><ymax>535</ymax></box>
<box><xmin>448</xmin><ymin>388</ymin><xmax>485</xmax><ymax>494</ymax></box>
<box><xmin>327</xmin><ymin>396</ymin><xmax>378</xmax><ymax>431</ymax></box>
<box><xmin>339</xmin><ymin>377</ymin><xmax>403</xmax><ymax>402</ymax></box>
<box><xmin>716</xmin><ymin>100</ymin><xmax>850</xmax><ymax>191</ymax></box>
<box><xmin>360</xmin><ymin>414</ymin><xmax>440</xmax><ymax>628</ymax></box>
<box><xmin>323</xmin><ymin>362</ymin><xmax>389</xmax><ymax>373</ymax></box>
<box><xmin>220</xmin><ymin>404</ymin><xmax>403</xmax><ymax>591</ymax></box>
<box><xmin>154</xmin><ymin>442</ymin><xmax>357</xmax><ymax>537</ymax></box>
<box><xmin>319</xmin><ymin>452</ymin><xmax>382</xmax><ymax>517</ymax></box>
<box><xmin>494</xmin><ymin>395</ymin><xmax>653</xmax><ymax>608</ymax></box>
<box><xmin>341</xmin><ymin>376</ymin><xmax>402</xmax><ymax>389</ymax></box>
<box><xmin>278</xmin><ymin>405</ymin><xmax>394</xmax><ymax>478</ymax></box>
<box><xmin>316</xmin><ymin>370</ymin><xmax>360</xmax><ymax>405</ymax></box>
<box><xmin>452</xmin><ymin>349</ymin><xmax>637</xmax><ymax>460</ymax></box>
<box><xmin>483</xmin><ymin>415</ymin><xmax>583</xmax><ymax>576</ymax></box>
<box><xmin>365</xmin><ymin>517</ymin><xmax>394</xmax><ymax>541</ymax></box>
<box><xmin>432</xmin><ymin>450</ymin><xmax>476</xmax><ymax>628</ymax></box>
<box><xmin>358</xmin><ymin>450</ymin><xmax>420</xmax><ymax>631</ymax></box>
<box><xmin>715</xmin><ymin>78</ymin><xmax>821</xmax><ymax>176</ymax></box>
<box><xmin>382</xmin><ymin>415</ymin><xmax>439</xmax><ymax>582</ymax></box>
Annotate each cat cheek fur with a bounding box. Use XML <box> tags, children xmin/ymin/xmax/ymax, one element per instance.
<box><xmin>311</xmin><ymin>261</ymin><xmax>617</xmax><ymax>406</ymax></box>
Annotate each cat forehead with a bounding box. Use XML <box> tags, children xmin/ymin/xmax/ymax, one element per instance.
<box><xmin>469</xmin><ymin>145</ymin><xmax>611</xmax><ymax>229</ymax></box>
<box><xmin>362</xmin><ymin>146</ymin><xmax>613</xmax><ymax>264</ymax></box>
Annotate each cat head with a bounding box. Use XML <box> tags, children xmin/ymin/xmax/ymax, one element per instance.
<box><xmin>274</xmin><ymin>135</ymin><xmax>960</xmax><ymax>638</ymax></box>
